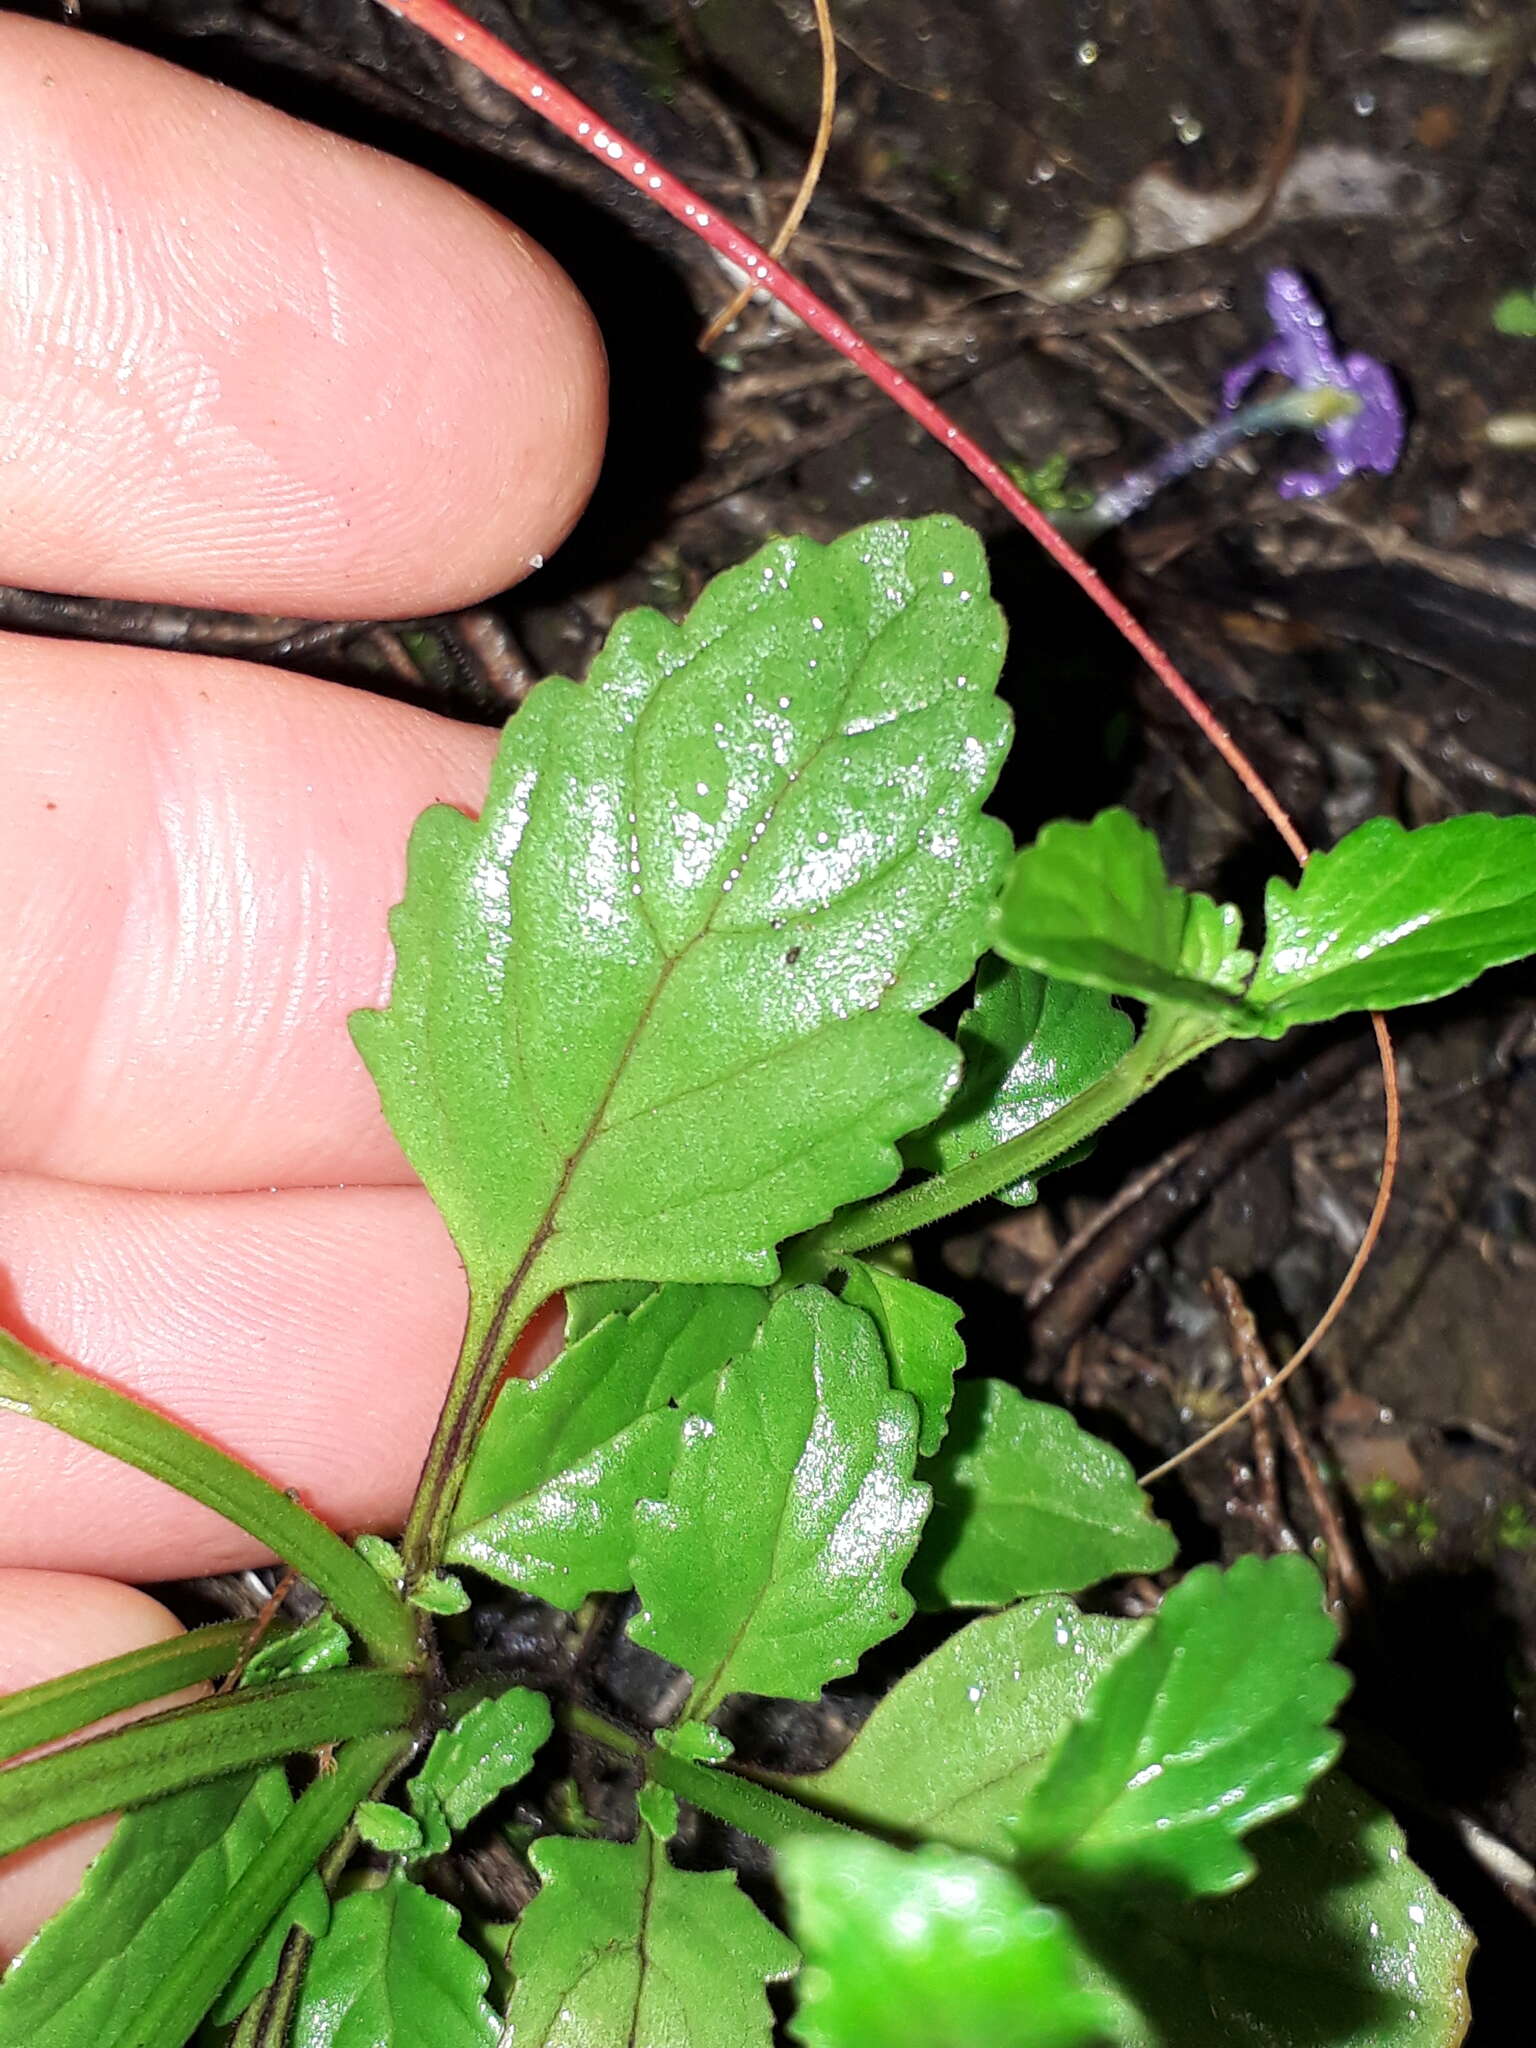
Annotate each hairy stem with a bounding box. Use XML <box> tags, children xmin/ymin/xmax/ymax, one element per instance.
<box><xmin>0</xmin><ymin>1330</ymin><xmax>417</xmax><ymax>1669</ymax></box>
<box><xmin>119</xmin><ymin>1732</ymin><xmax>410</xmax><ymax>2048</ymax></box>
<box><xmin>399</xmin><ymin>1278</ymin><xmax>539</xmax><ymax>1585</ymax></box>
<box><xmin>0</xmin><ymin>1669</ymin><xmax>418</xmax><ymax>1861</ymax></box>
<box><xmin>566</xmin><ymin>1705</ymin><xmax>856</xmax><ymax>1848</ymax></box>
<box><xmin>0</xmin><ymin>1619</ymin><xmax>260</xmax><ymax>1762</ymax></box>
<box><xmin>797</xmin><ymin>1017</ymin><xmax>1226</xmax><ymax>1262</ymax></box>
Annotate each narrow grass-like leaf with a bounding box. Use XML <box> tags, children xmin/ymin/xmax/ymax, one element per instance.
<box><xmin>781</xmin><ymin>1836</ymin><xmax>1120</xmax><ymax>2048</ymax></box>
<box><xmin>908</xmin><ymin>959</ymin><xmax>1132</xmax><ymax>1204</ymax></box>
<box><xmin>1073</xmin><ymin>1774</ymin><xmax>1472</xmax><ymax>2048</ymax></box>
<box><xmin>351</xmin><ymin>517</ymin><xmax>1011</xmax><ymax>1305</ymax></box>
<box><xmin>837</xmin><ymin>1261</ymin><xmax>963</xmax><ymax>1455</ymax></box>
<box><xmin>0</xmin><ymin>1620</ymin><xmax>251</xmax><ymax>1763</ymax></box>
<box><xmin>629</xmin><ymin>1287</ymin><xmax>927</xmax><ymax>1712</ymax></box>
<box><xmin>503</xmin><ymin>1833</ymin><xmax>797</xmax><ymax>2048</ymax></box>
<box><xmin>0</xmin><ymin>1769</ymin><xmax>317</xmax><ymax>2042</ymax></box>
<box><xmin>1248</xmin><ymin>813</ymin><xmax>1536</xmax><ymax>1030</ymax></box>
<box><xmin>0</xmin><ymin>1330</ymin><xmax>416</xmax><ymax>1669</ymax></box>
<box><xmin>447</xmin><ymin>1284</ymin><xmax>768</xmax><ymax>1605</ymax></box>
<box><xmin>996</xmin><ymin>810</ymin><xmax>1256</xmax><ymax>1022</ymax></box>
<box><xmin>1014</xmin><ymin>1555</ymin><xmax>1347</xmax><ymax>1898</ymax></box>
<box><xmin>0</xmin><ymin>1670</ymin><xmax>416</xmax><ymax>1861</ymax></box>
<box><xmin>289</xmin><ymin>1874</ymin><xmax>496</xmax><ymax>2047</ymax></box>
<box><xmin>910</xmin><ymin>1380</ymin><xmax>1175</xmax><ymax>1608</ymax></box>
<box><xmin>785</xmin><ymin>1598</ymin><xmax>1133</xmax><ymax>1855</ymax></box>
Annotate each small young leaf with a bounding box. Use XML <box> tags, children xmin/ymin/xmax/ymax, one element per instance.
<box><xmin>908</xmin><ymin>958</ymin><xmax>1132</xmax><ymax>1204</ymax></box>
<box><xmin>0</xmin><ymin>1768</ymin><xmax>322</xmax><ymax>2044</ymax></box>
<box><xmin>290</xmin><ymin>1873</ymin><xmax>497</xmax><ymax>2047</ymax></box>
<box><xmin>1248</xmin><ymin>813</ymin><xmax>1536</xmax><ymax>1030</ymax></box>
<box><xmin>657</xmin><ymin>1721</ymin><xmax>735</xmax><ymax>1763</ymax></box>
<box><xmin>504</xmin><ymin>1833</ymin><xmax>797</xmax><ymax>2047</ymax></box>
<box><xmin>1014</xmin><ymin>1554</ymin><xmax>1347</xmax><ymax>1898</ymax></box>
<box><xmin>909</xmin><ymin>1380</ymin><xmax>1175</xmax><ymax>1609</ymax></box>
<box><xmin>355</xmin><ymin>1803</ymin><xmax>424</xmax><ymax>1855</ymax></box>
<box><xmin>638</xmin><ymin>1781</ymin><xmax>680</xmax><ymax>1841</ymax></box>
<box><xmin>447</xmin><ymin>1284</ymin><xmax>768</xmax><ymax>1607</ymax></box>
<box><xmin>996</xmin><ymin>809</ymin><xmax>1256</xmax><ymax>1022</ymax></box>
<box><xmin>629</xmin><ymin>1287</ymin><xmax>928</xmax><ymax>1710</ymax></box>
<box><xmin>243</xmin><ymin>1613</ymin><xmax>350</xmax><ymax>1686</ymax></box>
<box><xmin>837</xmin><ymin>1260</ymin><xmax>964</xmax><ymax>1455</ymax></box>
<box><xmin>781</xmin><ymin>1836</ymin><xmax>1120</xmax><ymax>2048</ymax></box>
<box><xmin>1074</xmin><ymin>1774</ymin><xmax>1471</xmax><ymax>2048</ymax></box>
<box><xmin>788</xmin><ymin>1598</ymin><xmax>1134</xmax><ymax>1855</ymax></box>
<box><xmin>411</xmin><ymin>1687</ymin><xmax>553</xmax><ymax>1836</ymax></box>
<box><xmin>352</xmin><ymin>517</ymin><xmax>1012</xmax><ymax>1307</ymax></box>
<box><xmin>407</xmin><ymin>1569</ymin><xmax>470</xmax><ymax>1616</ymax></box>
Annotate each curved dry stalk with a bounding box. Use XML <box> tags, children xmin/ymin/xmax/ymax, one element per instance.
<box><xmin>700</xmin><ymin>0</ymin><xmax>838</xmax><ymax>349</ymax></box>
<box><xmin>1140</xmin><ymin>1010</ymin><xmax>1402</xmax><ymax>1485</ymax></box>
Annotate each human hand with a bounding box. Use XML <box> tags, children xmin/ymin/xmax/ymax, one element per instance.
<box><xmin>0</xmin><ymin>15</ymin><xmax>604</xmax><ymax>1957</ymax></box>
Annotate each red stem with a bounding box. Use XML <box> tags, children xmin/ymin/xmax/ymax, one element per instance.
<box><xmin>376</xmin><ymin>0</ymin><xmax>1304</xmax><ymax>863</ymax></box>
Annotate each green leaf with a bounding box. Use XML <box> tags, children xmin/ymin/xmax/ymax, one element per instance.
<box><xmin>448</xmin><ymin>1284</ymin><xmax>769</xmax><ymax>1606</ymax></box>
<box><xmin>351</xmin><ymin>516</ymin><xmax>1011</xmax><ymax>1304</ymax></box>
<box><xmin>0</xmin><ymin>1767</ymin><xmax>324</xmax><ymax>2044</ymax></box>
<box><xmin>995</xmin><ymin>809</ymin><xmax>1256</xmax><ymax>1022</ymax></box>
<box><xmin>836</xmin><ymin>1261</ymin><xmax>964</xmax><ymax>1455</ymax></box>
<box><xmin>243</xmin><ymin>1614</ymin><xmax>350</xmax><ymax>1686</ymax></box>
<box><xmin>781</xmin><ymin>1836</ymin><xmax>1120</xmax><ymax>2048</ymax></box>
<box><xmin>407</xmin><ymin>1568</ymin><xmax>470</xmax><ymax>1615</ymax></box>
<box><xmin>785</xmin><ymin>1598</ymin><xmax>1133</xmax><ymax>1855</ymax></box>
<box><xmin>909</xmin><ymin>1380</ymin><xmax>1175</xmax><ymax>1609</ymax></box>
<box><xmin>503</xmin><ymin>1833</ymin><xmax>797</xmax><ymax>2047</ymax></box>
<box><xmin>1074</xmin><ymin>1774</ymin><xmax>1472</xmax><ymax>2048</ymax></box>
<box><xmin>1248</xmin><ymin>813</ymin><xmax>1536</xmax><ymax>1030</ymax></box>
<box><xmin>908</xmin><ymin>959</ymin><xmax>1132</xmax><ymax>1205</ymax></box>
<box><xmin>290</xmin><ymin>1874</ymin><xmax>497</xmax><ymax>2047</ymax></box>
<box><xmin>412</xmin><ymin>1686</ymin><xmax>553</xmax><ymax>1836</ymax></box>
<box><xmin>355</xmin><ymin>1803</ymin><xmax>424</xmax><ymax>1854</ymax></box>
<box><xmin>1493</xmin><ymin>288</ymin><xmax>1536</xmax><ymax>337</ymax></box>
<box><xmin>1014</xmin><ymin>1555</ymin><xmax>1348</xmax><ymax>1898</ymax></box>
<box><xmin>629</xmin><ymin>1287</ymin><xmax>928</xmax><ymax>1712</ymax></box>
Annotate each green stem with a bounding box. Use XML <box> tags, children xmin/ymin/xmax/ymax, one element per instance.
<box><xmin>798</xmin><ymin>1017</ymin><xmax>1225</xmax><ymax>1262</ymax></box>
<box><xmin>566</xmin><ymin>1705</ymin><xmax>857</xmax><ymax>1849</ymax></box>
<box><xmin>0</xmin><ymin>1668</ymin><xmax>418</xmax><ymax>1861</ymax></box>
<box><xmin>0</xmin><ymin>1329</ymin><xmax>418</xmax><ymax>1669</ymax></box>
<box><xmin>118</xmin><ymin>1732</ymin><xmax>409</xmax><ymax>2048</ymax></box>
<box><xmin>0</xmin><ymin>1619</ymin><xmax>261</xmax><ymax>1762</ymax></box>
<box><xmin>400</xmin><ymin>1277</ymin><xmax>539</xmax><ymax>1585</ymax></box>
<box><xmin>229</xmin><ymin>1814</ymin><xmax>363</xmax><ymax>2046</ymax></box>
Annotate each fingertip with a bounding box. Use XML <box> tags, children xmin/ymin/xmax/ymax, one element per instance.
<box><xmin>0</xmin><ymin>1573</ymin><xmax>185</xmax><ymax>1965</ymax></box>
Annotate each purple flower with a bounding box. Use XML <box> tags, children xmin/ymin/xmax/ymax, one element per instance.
<box><xmin>1222</xmin><ymin>268</ymin><xmax>1405</xmax><ymax>499</ymax></box>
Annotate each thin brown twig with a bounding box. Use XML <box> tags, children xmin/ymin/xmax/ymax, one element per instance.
<box><xmin>215</xmin><ymin>1569</ymin><xmax>301</xmax><ymax>1696</ymax></box>
<box><xmin>1025</xmin><ymin>1135</ymin><xmax>1200</xmax><ymax>1312</ymax></box>
<box><xmin>1143</xmin><ymin>1013</ymin><xmax>1402</xmax><ymax>1484</ymax></box>
<box><xmin>701</xmin><ymin>0</ymin><xmax>838</xmax><ymax>348</ymax></box>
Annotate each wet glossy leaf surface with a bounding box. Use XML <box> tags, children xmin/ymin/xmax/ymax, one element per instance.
<box><xmin>910</xmin><ymin>1379</ymin><xmax>1175</xmax><ymax>1608</ymax></box>
<box><xmin>0</xmin><ymin>1767</ymin><xmax>322</xmax><ymax>2043</ymax></box>
<box><xmin>788</xmin><ymin>1597</ymin><xmax>1134</xmax><ymax>1854</ymax></box>
<box><xmin>836</xmin><ymin>1260</ymin><xmax>964</xmax><ymax>1455</ymax></box>
<box><xmin>290</xmin><ymin>1874</ymin><xmax>496</xmax><ymax>2047</ymax></box>
<box><xmin>504</xmin><ymin>1833</ymin><xmax>796</xmax><ymax>2047</ymax></box>
<box><xmin>995</xmin><ymin>809</ymin><xmax>1255</xmax><ymax>1022</ymax></box>
<box><xmin>352</xmin><ymin>517</ymin><xmax>1010</xmax><ymax>1305</ymax></box>
<box><xmin>781</xmin><ymin>1836</ymin><xmax>1120</xmax><ymax>2048</ymax></box>
<box><xmin>1249</xmin><ymin>813</ymin><xmax>1536</xmax><ymax>1029</ymax></box>
<box><xmin>629</xmin><ymin>1287</ymin><xmax>928</xmax><ymax>1709</ymax></box>
<box><xmin>1076</xmin><ymin>1774</ymin><xmax>1472</xmax><ymax>2048</ymax></box>
<box><xmin>448</xmin><ymin>1284</ymin><xmax>767</xmax><ymax>1606</ymax></box>
<box><xmin>1014</xmin><ymin>1555</ymin><xmax>1347</xmax><ymax>1898</ymax></box>
<box><xmin>909</xmin><ymin>959</ymin><xmax>1132</xmax><ymax>1204</ymax></box>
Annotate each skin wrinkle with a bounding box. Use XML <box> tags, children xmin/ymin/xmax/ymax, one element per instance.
<box><xmin>0</xmin><ymin>17</ymin><xmax>605</xmax><ymax>612</ymax></box>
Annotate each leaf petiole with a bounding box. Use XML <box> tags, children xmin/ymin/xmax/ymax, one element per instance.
<box><xmin>801</xmin><ymin>1014</ymin><xmax>1227</xmax><ymax>1261</ymax></box>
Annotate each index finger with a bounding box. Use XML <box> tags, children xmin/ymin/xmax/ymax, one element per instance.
<box><xmin>0</xmin><ymin>17</ymin><xmax>606</xmax><ymax>617</ymax></box>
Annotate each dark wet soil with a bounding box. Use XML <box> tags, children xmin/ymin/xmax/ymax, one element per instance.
<box><xmin>22</xmin><ymin>0</ymin><xmax>1536</xmax><ymax>2032</ymax></box>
